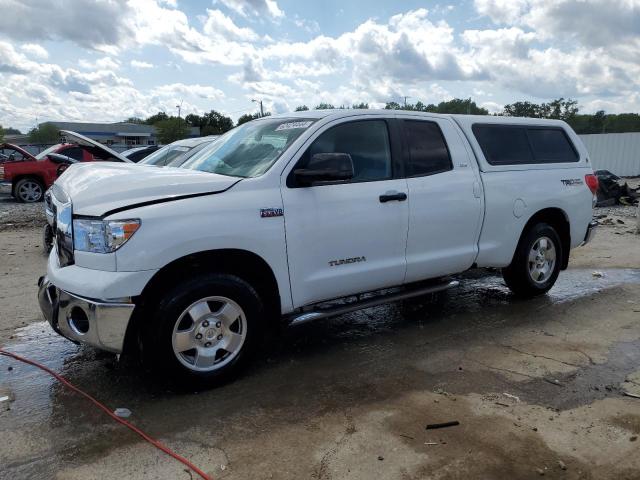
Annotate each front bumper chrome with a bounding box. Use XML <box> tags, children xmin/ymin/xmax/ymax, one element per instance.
<box><xmin>38</xmin><ymin>275</ymin><xmax>135</xmax><ymax>353</ymax></box>
<box><xmin>583</xmin><ymin>220</ymin><xmax>597</xmax><ymax>245</ymax></box>
<box><xmin>0</xmin><ymin>181</ymin><xmax>12</xmax><ymax>195</ymax></box>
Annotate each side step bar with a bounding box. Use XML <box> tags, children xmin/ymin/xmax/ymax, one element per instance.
<box><xmin>288</xmin><ymin>279</ymin><xmax>459</xmax><ymax>326</ymax></box>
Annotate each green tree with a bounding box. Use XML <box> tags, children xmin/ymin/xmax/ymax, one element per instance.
<box><xmin>124</xmin><ymin>117</ymin><xmax>144</xmax><ymax>124</ymax></box>
<box><xmin>144</xmin><ymin>112</ymin><xmax>169</xmax><ymax>125</ymax></box>
<box><xmin>155</xmin><ymin>117</ymin><xmax>189</xmax><ymax>143</ymax></box>
<box><xmin>3</xmin><ymin>127</ymin><xmax>21</xmax><ymax>135</ymax></box>
<box><xmin>386</xmin><ymin>98</ymin><xmax>486</xmax><ymax>115</ymax></box>
<box><xmin>295</xmin><ymin>105</ymin><xmax>309</xmax><ymax>111</ymax></box>
<box><xmin>186</xmin><ymin>110</ymin><xmax>234</xmax><ymax>135</ymax></box>
<box><xmin>503</xmin><ymin>101</ymin><xmax>542</xmax><ymax>118</ymax></box>
<box><xmin>352</xmin><ymin>102</ymin><xmax>369</xmax><ymax>109</ymax></box>
<box><xmin>314</xmin><ymin>102</ymin><xmax>335</xmax><ymax>110</ymax></box>
<box><xmin>28</xmin><ymin>123</ymin><xmax>59</xmax><ymax>143</ymax></box>
<box><xmin>237</xmin><ymin>111</ymin><xmax>271</xmax><ymax>126</ymax></box>
<box><xmin>0</xmin><ymin>125</ymin><xmax>4</xmax><ymax>143</ymax></box>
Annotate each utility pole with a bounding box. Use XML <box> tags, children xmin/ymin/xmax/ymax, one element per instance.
<box><xmin>467</xmin><ymin>97</ymin><xmax>472</xmax><ymax>115</ymax></box>
<box><xmin>252</xmin><ymin>99</ymin><xmax>264</xmax><ymax>117</ymax></box>
<box><xmin>176</xmin><ymin>99</ymin><xmax>183</xmax><ymax>119</ymax></box>
<box><xmin>403</xmin><ymin>96</ymin><xmax>411</xmax><ymax>108</ymax></box>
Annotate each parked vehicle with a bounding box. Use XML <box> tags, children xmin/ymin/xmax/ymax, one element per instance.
<box><xmin>38</xmin><ymin>111</ymin><xmax>597</xmax><ymax>387</ymax></box>
<box><xmin>139</xmin><ymin>136</ymin><xmax>219</xmax><ymax>167</ymax></box>
<box><xmin>122</xmin><ymin>145</ymin><xmax>161</xmax><ymax>163</ymax></box>
<box><xmin>1</xmin><ymin>144</ymin><xmax>33</xmax><ymax>164</ymax></box>
<box><xmin>1</xmin><ymin>132</ymin><xmax>129</xmax><ymax>202</ymax></box>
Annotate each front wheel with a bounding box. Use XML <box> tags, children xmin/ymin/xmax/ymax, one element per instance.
<box><xmin>502</xmin><ymin>223</ymin><xmax>562</xmax><ymax>298</ymax></box>
<box><xmin>14</xmin><ymin>177</ymin><xmax>44</xmax><ymax>203</ymax></box>
<box><xmin>142</xmin><ymin>273</ymin><xmax>264</xmax><ymax>388</ymax></box>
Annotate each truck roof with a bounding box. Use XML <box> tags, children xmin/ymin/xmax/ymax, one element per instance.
<box><xmin>267</xmin><ymin>109</ymin><xmax>570</xmax><ymax>128</ymax></box>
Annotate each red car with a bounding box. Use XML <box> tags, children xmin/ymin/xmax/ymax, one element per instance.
<box><xmin>0</xmin><ymin>130</ymin><xmax>129</xmax><ymax>202</ymax></box>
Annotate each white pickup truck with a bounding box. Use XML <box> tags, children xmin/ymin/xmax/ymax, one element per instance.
<box><xmin>38</xmin><ymin>110</ymin><xmax>598</xmax><ymax>386</ymax></box>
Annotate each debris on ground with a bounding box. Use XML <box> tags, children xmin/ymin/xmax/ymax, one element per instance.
<box><xmin>426</xmin><ymin>421</ymin><xmax>460</xmax><ymax>430</ymax></box>
<box><xmin>114</xmin><ymin>407</ymin><xmax>132</xmax><ymax>418</ymax></box>
<box><xmin>503</xmin><ymin>392</ymin><xmax>520</xmax><ymax>402</ymax></box>
<box><xmin>595</xmin><ymin>171</ymin><xmax>640</xmax><ymax>207</ymax></box>
<box><xmin>543</xmin><ymin>378</ymin><xmax>563</xmax><ymax>387</ymax></box>
<box><xmin>592</xmin><ymin>271</ymin><xmax>604</xmax><ymax>278</ymax></box>
<box><xmin>558</xmin><ymin>460</ymin><xmax>567</xmax><ymax>470</ymax></box>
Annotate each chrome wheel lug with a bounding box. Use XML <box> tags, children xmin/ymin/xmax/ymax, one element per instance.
<box><xmin>202</xmin><ymin>320</ymin><xmax>209</xmax><ymax>327</ymax></box>
<box><xmin>217</xmin><ymin>334</ymin><xmax>223</xmax><ymax>340</ymax></box>
<box><xmin>215</xmin><ymin>321</ymin><xmax>221</xmax><ymax>328</ymax></box>
<box><xmin>205</xmin><ymin>342</ymin><xmax>211</xmax><ymax>347</ymax></box>
<box><xmin>196</xmin><ymin>333</ymin><xmax>202</xmax><ymax>339</ymax></box>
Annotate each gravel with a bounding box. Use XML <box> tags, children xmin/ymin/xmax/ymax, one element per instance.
<box><xmin>0</xmin><ymin>197</ymin><xmax>46</xmax><ymax>231</ymax></box>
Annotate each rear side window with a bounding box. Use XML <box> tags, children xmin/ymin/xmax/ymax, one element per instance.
<box><xmin>473</xmin><ymin>124</ymin><xmax>578</xmax><ymax>165</ymax></box>
<box><xmin>404</xmin><ymin>120</ymin><xmax>452</xmax><ymax>176</ymax></box>
<box><xmin>527</xmin><ymin>128</ymin><xmax>578</xmax><ymax>163</ymax></box>
<box><xmin>473</xmin><ymin>125</ymin><xmax>533</xmax><ymax>165</ymax></box>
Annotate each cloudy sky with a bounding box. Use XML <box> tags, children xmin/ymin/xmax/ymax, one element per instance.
<box><xmin>0</xmin><ymin>0</ymin><xmax>639</xmax><ymax>131</ymax></box>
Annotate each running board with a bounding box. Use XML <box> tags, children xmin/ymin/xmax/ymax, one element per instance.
<box><xmin>287</xmin><ymin>279</ymin><xmax>459</xmax><ymax>326</ymax></box>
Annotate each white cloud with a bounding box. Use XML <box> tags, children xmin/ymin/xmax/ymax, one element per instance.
<box><xmin>217</xmin><ymin>0</ymin><xmax>284</xmax><ymax>19</ymax></box>
<box><xmin>202</xmin><ymin>9</ymin><xmax>259</xmax><ymax>41</ymax></box>
<box><xmin>130</xmin><ymin>60</ymin><xmax>154</xmax><ymax>69</ymax></box>
<box><xmin>21</xmin><ymin>43</ymin><xmax>49</xmax><ymax>59</ymax></box>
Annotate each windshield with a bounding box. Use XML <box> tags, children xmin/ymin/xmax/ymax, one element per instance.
<box><xmin>181</xmin><ymin>118</ymin><xmax>315</xmax><ymax>177</ymax></box>
<box><xmin>166</xmin><ymin>139</ymin><xmax>217</xmax><ymax>167</ymax></box>
<box><xmin>36</xmin><ymin>144</ymin><xmax>62</xmax><ymax>160</ymax></box>
<box><xmin>139</xmin><ymin>143</ymin><xmax>193</xmax><ymax>167</ymax></box>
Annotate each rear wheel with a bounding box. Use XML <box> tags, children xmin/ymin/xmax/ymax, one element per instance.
<box><xmin>142</xmin><ymin>273</ymin><xmax>263</xmax><ymax>388</ymax></box>
<box><xmin>14</xmin><ymin>178</ymin><xmax>44</xmax><ymax>203</ymax></box>
<box><xmin>502</xmin><ymin>223</ymin><xmax>562</xmax><ymax>297</ymax></box>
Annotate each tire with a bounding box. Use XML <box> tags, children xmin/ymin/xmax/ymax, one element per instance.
<box><xmin>502</xmin><ymin>223</ymin><xmax>562</xmax><ymax>298</ymax></box>
<box><xmin>14</xmin><ymin>177</ymin><xmax>44</xmax><ymax>203</ymax></box>
<box><xmin>141</xmin><ymin>273</ymin><xmax>264</xmax><ymax>388</ymax></box>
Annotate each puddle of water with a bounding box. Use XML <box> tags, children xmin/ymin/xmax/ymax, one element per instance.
<box><xmin>1</xmin><ymin>268</ymin><xmax>638</xmax><ymax>436</ymax></box>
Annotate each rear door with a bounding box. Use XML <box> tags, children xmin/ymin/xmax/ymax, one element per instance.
<box><xmin>281</xmin><ymin>117</ymin><xmax>409</xmax><ymax>307</ymax></box>
<box><xmin>400</xmin><ymin>116</ymin><xmax>484</xmax><ymax>282</ymax></box>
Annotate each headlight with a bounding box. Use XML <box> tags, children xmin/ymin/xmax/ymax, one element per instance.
<box><xmin>73</xmin><ymin>219</ymin><xmax>141</xmax><ymax>253</ymax></box>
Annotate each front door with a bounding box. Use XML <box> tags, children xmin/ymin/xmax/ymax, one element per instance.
<box><xmin>281</xmin><ymin>118</ymin><xmax>409</xmax><ymax>307</ymax></box>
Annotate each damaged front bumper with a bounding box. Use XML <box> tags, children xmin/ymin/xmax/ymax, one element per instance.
<box><xmin>38</xmin><ymin>275</ymin><xmax>135</xmax><ymax>353</ymax></box>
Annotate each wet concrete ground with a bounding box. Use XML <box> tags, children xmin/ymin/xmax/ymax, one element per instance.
<box><xmin>2</xmin><ymin>267</ymin><xmax>640</xmax><ymax>479</ymax></box>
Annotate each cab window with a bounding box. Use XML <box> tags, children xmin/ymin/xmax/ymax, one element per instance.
<box><xmin>404</xmin><ymin>120</ymin><xmax>452</xmax><ymax>176</ymax></box>
<box><xmin>293</xmin><ymin>120</ymin><xmax>392</xmax><ymax>185</ymax></box>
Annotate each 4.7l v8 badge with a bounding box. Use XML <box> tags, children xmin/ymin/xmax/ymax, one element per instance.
<box><xmin>260</xmin><ymin>208</ymin><xmax>284</xmax><ymax>218</ymax></box>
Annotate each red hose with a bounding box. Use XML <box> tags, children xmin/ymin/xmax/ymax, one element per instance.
<box><xmin>0</xmin><ymin>349</ymin><xmax>212</xmax><ymax>480</ymax></box>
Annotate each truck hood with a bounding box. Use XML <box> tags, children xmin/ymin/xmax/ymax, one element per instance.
<box><xmin>55</xmin><ymin>162</ymin><xmax>240</xmax><ymax>216</ymax></box>
<box><xmin>60</xmin><ymin>130</ymin><xmax>130</xmax><ymax>163</ymax></box>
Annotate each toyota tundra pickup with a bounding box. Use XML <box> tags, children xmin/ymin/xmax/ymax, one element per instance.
<box><xmin>38</xmin><ymin>110</ymin><xmax>598</xmax><ymax>386</ymax></box>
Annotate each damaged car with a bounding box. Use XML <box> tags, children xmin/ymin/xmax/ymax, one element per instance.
<box><xmin>0</xmin><ymin>131</ymin><xmax>130</xmax><ymax>203</ymax></box>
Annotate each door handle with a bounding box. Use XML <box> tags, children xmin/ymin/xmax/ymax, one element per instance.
<box><xmin>379</xmin><ymin>192</ymin><xmax>407</xmax><ymax>203</ymax></box>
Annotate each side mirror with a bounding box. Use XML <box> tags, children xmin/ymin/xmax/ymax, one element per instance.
<box><xmin>294</xmin><ymin>153</ymin><xmax>354</xmax><ymax>186</ymax></box>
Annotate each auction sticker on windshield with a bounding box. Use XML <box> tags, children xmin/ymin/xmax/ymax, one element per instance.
<box><xmin>275</xmin><ymin>121</ymin><xmax>313</xmax><ymax>131</ymax></box>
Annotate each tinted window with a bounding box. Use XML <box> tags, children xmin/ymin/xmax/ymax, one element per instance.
<box><xmin>296</xmin><ymin>120</ymin><xmax>392</xmax><ymax>184</ymax></box>
<box><xmin>61</xmin><ymin>147</ymin><xmax>84</xmax><ymax>161</ymax></box>
<box><xmin>473</xmin><ymin>125</ymin><xmax>533</xmax><ymax>165</ymax></box>
<box><xmin>404</xmin><ymin>121</ymin><xmax>452</xmax><ymax>176</ymax></box>
<box><xmin>527</xmin><ymin>128</ymin><xmax>578</xmax><ymax>163</ymax></box>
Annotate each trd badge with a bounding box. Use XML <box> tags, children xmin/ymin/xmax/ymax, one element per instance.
<box><xmin>260</xmin><ymin>208</ymin><xmax>284</xmax><ymax>218</ymax></box>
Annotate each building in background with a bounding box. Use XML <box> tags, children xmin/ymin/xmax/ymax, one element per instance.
<box><xmin>580</xmin><ymin>132</ymin><xmax>640</xmax><ymax>177</ymax></box>
<box><xmin>48</xmin><ymin>121</ymin><xmax>159</xmax><ymax>146</ymax></box>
